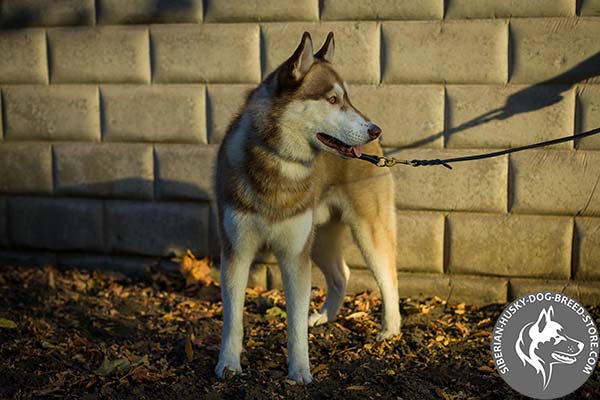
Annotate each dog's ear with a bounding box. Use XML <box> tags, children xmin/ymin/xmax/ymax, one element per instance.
<box><xmin>288</xmin><ymin>32</ymin><xmax>314</xmax><ymax>81</ymax></box>
<box><xmin>315</xmin><ymin>32</ymin><xmax>335</xmax><ymax>63</ymax></box>
<box><xmin>534</xmin><ymin>307</ymin><xmax>551</xmax><ymax>333</ymax></box>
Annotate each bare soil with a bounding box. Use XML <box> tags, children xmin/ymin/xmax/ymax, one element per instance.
<box><xmin>0</xmin><ymin>266</ymin><xmax>598</xmax><ymax>399</ymax></box>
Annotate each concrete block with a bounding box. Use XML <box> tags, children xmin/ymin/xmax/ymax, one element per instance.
<box><xmin>574</xmin><ymin>217</ymin><xmax>600</xmax><ymax>280</ymax></box>
<box><xmin>0</xmin><ymin>0</ymin><xmax>95</xmax><ymax>27</ymax></box>
<box><xmin>155</xmin><ymin>144</ymin><xmax>218</xmax><ymax>200</ymax></box>
<box><xmin>446</xmin><ymin>85</ymin><xmax>574</xmax><ymax>149</ymax></box>
<box><xmin>576</xmin><ymin>85</ymin><xmax>600</xmax><ymax>150</ymax></box>
<box><xmin>321</xmin><ymin>0</ymin><xmax>442</xmax><ymax>20</ymax></box>
<box><xmin>389</xmin><ymin>149</ymin><xmax>508</xmax><ymax>212</ymax></box>
<box><xmin>3</xmin><ymin>85</ymin><xmax>100</xmax><ymax>141</ymax></box>
<box><xmin>0</xmin><ymin>29</ymin><xmax>47</xmax><ymax>84</ymax></box>
<box><xmin>205</xmin><ymin>0</ymin><xmax>318</xmax><ymax>22</ymax></box>
<box><xmin>395</xmin><ymin>211</ymin><xmax>444</xmax><ymax>273</ymax></box>
<box><xmin>0</xmin><ymin>197</ymin><xmax>6</xmax><ymax>247</ymax></box>
<box><xmin>48</xmin><ymin>27</ymin><xmax>150</xmax><ymax>83</ymax></box>
<box><xmin>101</xmin><ymin>85</ymin><xmax>206</xmax><ymax>143</ymax></box>
<box><xmin>509</xmin><ymin>278</ymin><xmax>600</xmax><ymax>305</ymax></box>
<box><xmin>215</xmin><ymin>262</ymin><xmax>256</xmax><ymax>289</ymax></box>
<box><xmin>448</xmin><ymin>275</ymin><xmax>508</xmax><ymax>305</ymax></box>
<box><xmin>261</xmin><ymin>23</ymin><xmax>380</xmax><ymax>84</ymax></box>
<box><xmin>57</xmin><ymin>253</ymin><xmax>160</xmax><ymax>276</ymax></box>
<box><xmin>397</xmin><ymin>272</ymin><xmax>450</xmax><ymax>300</ymax></box>
<box><xmin>446</xmin><ymin>0</ymin><xmax>574</xmax><ymax>18</ymax></box>
<box><xmin>382</xmin><ymin>20</ymin><xmax>508</xmax><ymax>84</ymax></box>
<box><xmin>510</xmin><ymin>150</ymin><xmax>600</xmax><ymax>216</ymax></box>
<box><xmin>0</xmin><ymin>250</ymin><xmax>57</xmax><ymax>267</ymax></box>
<box><xmin>569</xmin><ymin>281</ymin><xmax>600</xmax><ymax>305</ymax></box>
<box><xmin>0</xmin><ymin>143</ymin><xmax>52</xmax><ymax>194</ymax></box>
<box><xmin>325</xmin><ymin>271</ymin><xmax>506</xmax><ymax>305</ymax></box>
<box><xmin>213</xmin><ymin>263</ymin><xmax>268</xmax><ymax>289</ymax></box>
<box><xmin>508</xmin><ymin>278</ymin><xmax>572</xmax><ymax>300</ymax></box>
<box><xmin>580</xmin><ymin>0</ymin><xmax>600</xmax><ymax>16</ymax></box>
<box><xmin>151</xmin><ymin>24</ymin><xmax>260</xmax><ymax>83</ymax></box>
<box><xmin>510</xmin><ymin>18</ymin><xmax>600</xmax><ymax>84</ymax></box>
<box><xmin>206</xmin><ymin>84</ymin><xmax>254</xmax><ymax>144</ymax></box>
<box><xmin>106</xmin><ymin>201</ymin><xmax>210</xmax><ymax>257</ymax></box>
<box><xmin>54</xmin><ymin>143</ymin><xmax>153</xmax><ymax>199</ymax></box>
<box><xmin>8</xmin><ymin>197</ymin><xmax>104</xmax><ymax>251</ymax></box>
<box><xmin>447</xmin><ymin>213</ymin><xmax>573</xmax><ymax>279</ymax></box>
<box><xmin>97</xmin><ymin>0</ymin><xmax>202</xmax><ymax>24</ymax></box>
<box><xmin>247</xmin><ymin>264</ymin><xmax>268</xmax><ymax>289</ymax></box>
<box><xmin>348</xmin><ymin>85</ymin><xmax>444</xmax><ymax>148</ymax></box>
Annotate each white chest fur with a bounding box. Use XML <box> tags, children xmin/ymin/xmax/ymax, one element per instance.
<box><xmin>223</xmin><ymin>206</ymin><xmax>313</xmax><ymax>258</ymax></box>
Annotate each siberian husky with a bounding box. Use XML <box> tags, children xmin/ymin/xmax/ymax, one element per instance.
<box><xmin>214</xmin><ymin>32</ymin><xmax>400</xmax><ymax>384</ymax></box>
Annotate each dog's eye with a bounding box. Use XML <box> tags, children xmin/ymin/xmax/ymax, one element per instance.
<box><xmin>327</xmin><ymin>95</ymin><xmax>337</xmax><ymax>104</ymax></box>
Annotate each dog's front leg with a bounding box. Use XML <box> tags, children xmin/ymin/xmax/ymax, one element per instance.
<box><xmin>278</xmin><ymin>251</ymin><xmax>313</xmax><ymax>384</ymax></box>
<box><xmin>215</xmin><ymin>251</ymin><xmax>253</xmax><ymax>378</ymax></box>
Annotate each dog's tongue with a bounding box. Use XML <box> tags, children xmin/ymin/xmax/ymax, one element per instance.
<box><xmin>351</xmin><ymin>146</ymin><xmax>362</xmax><ymax>158</ymax></box>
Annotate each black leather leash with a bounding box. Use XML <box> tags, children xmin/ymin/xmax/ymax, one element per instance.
<box><xmin>359</xmin><ymin>127</ymin><xmax>600</xmax><ymax>170</ymax></box>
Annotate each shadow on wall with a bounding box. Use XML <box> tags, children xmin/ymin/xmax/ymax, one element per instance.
<box><xmin>391</xmin><ymin>51</ymin><xmax>600</xmax><ymax>150</ymax></box>
<box><xmin>0</xmin><ymin>0</ymin><xmax>198</xmax><ymax>28</ymax></box>
<box><xmin>8</xmin><ymin>177</ymin><xmax>218</xmax><ymax>262</ymax></box>
<box><xmin>0</xmin><ymin>4</ymin><xmax>91</xmax><ymax>28</ymax></box>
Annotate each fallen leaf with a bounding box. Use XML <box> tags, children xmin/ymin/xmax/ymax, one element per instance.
<box><xmin>346</xmin><ymin>385</ymin><xmax>368</xmax><ymax>390</ymax></box>
<box><xmin>345</xmin><ymin>311</ymin><xmax>368</xmax><ymax>320</ymax></box>
<box><xmin>312</xmin><ymin>364</ymin><xmax>327</xmax><ymax>374</ymax></box>
<box><xmin>185</xmin><ymin>335</ymin><xmax>194</xmax><ymax>362</ymax></box>
<box><xmin>265</xmin><ymin>306</ymin><xmax>286</xmax><ymax>319</ymax></box>
<box><xmin>246</xmin><ymin>338</ymin><xmax>263</xmax><ymax>348</ymax></box>
<box><xmin>478</xmin><ymin>365</ymin><xmax>496</xmax><ymax>373</ymax></box>
<box><xmin>96</xmin><ymin>358</ymin><xmax>131</xmax><ymax>376</ymax></box>
<box><xmin>179</xmin><ymin>250</ymin><xmax>213</xmax><ymax>287</ymax></box>
<box><xmin>0</xmin><ymin>318</ymin><xmax>17</xmax><ymax>329</ymax></box>
<box><xmin>129</xmin><ymin>365</ymin><xmax>162</xmax><ymax>382</ymax></box>
<box><xmin>45</xmin><ymin>266</ymin><xmax>56</xmax><ymax>290</ymax></box>
<box><xmin>455</xmin><ymin>321</ymin><xmax>470</xmax><ymax>337</ymax></box>
<box><xmin>476</xmin><ymin>317</ymin><xmax>492</xmax><ymax>328</ymax></box>
<box><xmin>434</xmin><ymin>387</ymin><xmax>451</xmax><ymax>400</ymax></box>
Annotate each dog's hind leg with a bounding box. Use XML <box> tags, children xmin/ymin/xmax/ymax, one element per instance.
<box><xmin>350</xmin><ymin>207</ymin><xmax>401</xmax><ymax>340</ymax></box>
<box><xmin>309</xmin><ymin>222</ymin><xmax>350</xmax><ymax>327</ymax></box>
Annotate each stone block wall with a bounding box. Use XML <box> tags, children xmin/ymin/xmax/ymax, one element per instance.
<box><xmin>0</xmin><ymin>0</ymin><xmax>599</xmax><ymax>304</ymax></box>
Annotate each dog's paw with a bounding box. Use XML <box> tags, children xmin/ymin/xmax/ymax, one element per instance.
<box><xmin>308</xmin><ymin>312</ymin><xmax>329</xmax><ymax>327</ymax></box>
<box><xmin>376</xmin><ymin>329</ymin><xmax>401</xmax><ymax>341</ymax></box>
<box><xmin>215</xmin><ymin>357</ymin><xmax>242</xmax><ymax>379</ymax></box>
<box><xmin>288</xmin><ymin>367</ymin><xmax>313</xmax><ymax>385</ymax></box>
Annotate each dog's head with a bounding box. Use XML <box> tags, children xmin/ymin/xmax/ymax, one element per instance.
<box><xmin>515</xmin><ymin>306</ymin><xmax>584</xmax><ymax>389</ymax></box>
<box><xmin>273</xmin><ymin>32</ymin><xmax>380</xmax><ymax>159</ymax></box>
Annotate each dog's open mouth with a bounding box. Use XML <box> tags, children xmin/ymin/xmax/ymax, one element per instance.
<box><xmin>317</xmin><ymin>133</ymin><xmax>362</xmax><ymax>158</ymax></box>
<box><xmin>552</xmin><ymin>352</ymin><xmax>577</xmax><ymax>364</ymax></box>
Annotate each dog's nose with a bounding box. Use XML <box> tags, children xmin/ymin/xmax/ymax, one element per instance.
<box><xmin>368</xmin><ymin>124</ymin><xmax>381</xmax><ymax>139</ymax></box>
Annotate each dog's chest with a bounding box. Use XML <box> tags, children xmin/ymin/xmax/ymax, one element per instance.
<box><xmin>224</xmin><ymin>206</ymin><xmax>313</xmax><ymax>257</ymax></box>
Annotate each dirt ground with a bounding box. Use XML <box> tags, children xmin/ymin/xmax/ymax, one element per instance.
<box><xmin>0</xmin><ymin>264</ymin><xmax>598</xmax><ymax>400</ymax></box>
